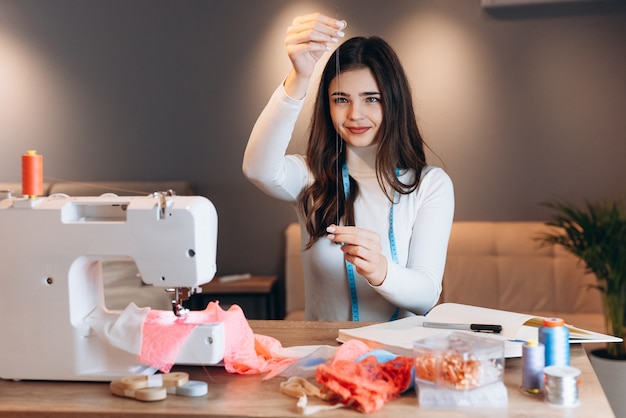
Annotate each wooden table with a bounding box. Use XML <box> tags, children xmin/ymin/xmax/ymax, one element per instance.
<box><xmin>0</xmin><ymin>321</ymin><xmax>614</xmax><ymax>417</ymax></box>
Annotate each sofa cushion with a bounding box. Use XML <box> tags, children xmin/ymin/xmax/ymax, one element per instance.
<box><xmin>285</xmin><ymin>223</ymin><xmax>305</xmax><ymax>320</ymax></box>
<box><xmin>443</xmin><ymin>222</ymin><xmax>603</xmax><ymax>315</ymax></box>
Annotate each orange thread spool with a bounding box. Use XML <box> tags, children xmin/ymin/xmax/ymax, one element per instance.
<box><xmin>22</xmin><ymin>150</ymin><xmax>44</xmax><ymax>198</ymax></box>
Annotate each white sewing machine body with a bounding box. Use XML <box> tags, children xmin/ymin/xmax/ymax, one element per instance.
<box><xmin>0</xmin><ymin>193</ymin><xmax>223</xmax><ymax>381</ymax></box>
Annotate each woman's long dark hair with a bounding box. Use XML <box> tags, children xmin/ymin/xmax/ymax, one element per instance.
<box><xmin>298</xmin><ymin>36</ymin><xmax>427</xmax><ymax>248</ymax></box>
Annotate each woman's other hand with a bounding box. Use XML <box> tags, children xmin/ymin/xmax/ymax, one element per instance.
<box><xmin>326</xmin><ymin>224</ymin><xmax>388</xmax><ymax>287</ymax></box>
<box><xmin>284</xmin><ymin>13</ymin><xmax>346</xmax><ymax>99</ymax></box>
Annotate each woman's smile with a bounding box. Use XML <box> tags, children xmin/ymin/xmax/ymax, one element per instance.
<box><xmin>347</xmin><ymin>126</ymin><xmax>371</xmax><ymax>135</ymax></box>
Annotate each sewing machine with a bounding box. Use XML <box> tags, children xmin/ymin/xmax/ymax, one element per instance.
<box><xmin>0</xmin><ymin>191</ymin><xmax>224</xmax><ymax>381</ymax></box>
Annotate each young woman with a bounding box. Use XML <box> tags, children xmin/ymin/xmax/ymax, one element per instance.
<box><xmin>243</xmin><ymin>13</ymin><xmax>454</xmax><ymax>321</ymax></box>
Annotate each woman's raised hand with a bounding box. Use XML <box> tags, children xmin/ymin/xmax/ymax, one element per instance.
<box><xmin>283</xmin><ymin>13</ymin><xmax>346</xmax><ymax>99</ymax></box>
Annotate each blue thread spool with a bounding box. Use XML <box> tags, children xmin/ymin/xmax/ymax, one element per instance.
<box><xmin>539</xmin><ymin>318</ymin><xmax>569</xmax><ymax>367</ymax></box>
<box><xmin>521</xmin><ymin>339</ymin><xmax>544</xmax><ymax>394</ymax></box>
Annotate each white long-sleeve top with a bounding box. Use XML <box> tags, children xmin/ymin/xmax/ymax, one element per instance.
<box><xmin>243</xmin><ymin>84</ymin><xmax>455</xmax><ymax>321</ymax></box>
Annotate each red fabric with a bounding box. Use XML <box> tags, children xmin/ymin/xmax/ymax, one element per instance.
<box><xmin>316</xmin><ymin>355</ymin><xmax>414</xmax><ymax>413</ymax></box>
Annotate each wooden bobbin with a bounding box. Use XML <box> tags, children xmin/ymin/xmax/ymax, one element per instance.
<box><xmin>118</xmin><ymin>372</ymin><xmax>189</xmax><ymax>391</ymax></box>
<box><xmin>110</xmin><ymin>379</ymin><xmax>167</xmax><ymax>402</ymax></box>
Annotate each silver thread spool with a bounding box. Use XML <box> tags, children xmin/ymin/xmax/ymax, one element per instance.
<box><xmin>543</xmin><ymin>365</ymin><xmax>581</xmax><ymax>407</ymax></box>
<box><xmin>521</xmin><ymin>339</ymin><xmax>544</xmax><ymax>394</ymax></box>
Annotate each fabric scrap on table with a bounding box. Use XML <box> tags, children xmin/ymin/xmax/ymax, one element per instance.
<box><xmin>315</xmin><ymin>354</ymin><xmax>414</xmax><ymax>413</ymax></box>
<box><xmin>274</xmin><ymin>339</ymin><xmax>371</xmax><ymax>380</ymax></box>
<box><xmin>279</xmin><ymin>340</ymin><xmax>414</xmax><ymax>414</ymax></box>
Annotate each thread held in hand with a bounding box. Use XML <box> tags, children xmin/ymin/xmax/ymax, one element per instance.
<box><xmin>21</xmin><ymin>150</ymin><xmax>44</xmax><ymax>198</ymax></box>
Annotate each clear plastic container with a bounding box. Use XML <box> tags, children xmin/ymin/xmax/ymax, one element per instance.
<box><xmin>413</xmin><ymin>331</ymin><xmax>505</xmax><ymax>390</ymax></box>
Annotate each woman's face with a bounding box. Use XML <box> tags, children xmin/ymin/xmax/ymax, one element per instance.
<box><xmin>328</xmin><ymin>68</ymin><xmax>383</xmax><ymax>148</ymax></box>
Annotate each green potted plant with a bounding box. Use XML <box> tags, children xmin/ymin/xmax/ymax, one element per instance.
<box><xmin>537</xmin><ymin>198</ymin><xmax>626</xmax><ymax>359</ymax></box>
<box><xmin>537</xmin><ymin>198</ymin><xmax>626</xmax><ymax>416</ymax></box>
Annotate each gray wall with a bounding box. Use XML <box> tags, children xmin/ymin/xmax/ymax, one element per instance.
<box><xmin>1</xmin><ymin>0</ymin><xmax>625</xmax><ymax>278</ymax></box>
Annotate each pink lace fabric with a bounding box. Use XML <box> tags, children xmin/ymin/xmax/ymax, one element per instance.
<box><xmin>139</xmin><ymin>302</ymin><xmax>294</xmax><ymax>374</ymax></box>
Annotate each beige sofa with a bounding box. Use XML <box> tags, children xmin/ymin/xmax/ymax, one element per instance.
<box><xmin>1</xmin><ymin>180</ymin><xmax>195</xmax><ymax>311</ymax></box>
<box><xmin>284</xmin><ymin>222</ymin><xmax>606</xmax><ymax>333</ymax></box>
